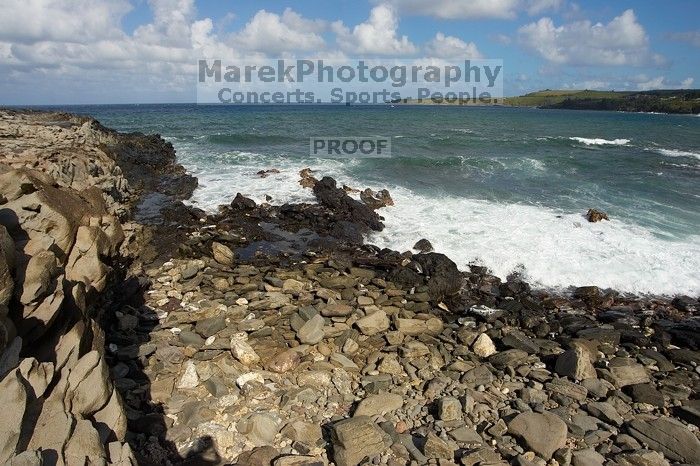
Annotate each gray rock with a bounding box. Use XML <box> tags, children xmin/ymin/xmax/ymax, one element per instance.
<box><xmin>237</xmin><ymin>446</ymin><xmax>280</xmax><ymax>466</ymax></box>
<box><xmin>614</xmin><ymin>450</ymin><xmax>670</xmax><ymax>466</ymax></box>
<box><xmin>547</xmin><ymin>378</ymin><xmax>589</xmax><ymax>402</ymax></box>
<box><xmin>489</xmin><ymin>349</ymin><xmax>528</xmax><ymax>368</ymax></box>
<box><xmin>355</xmin><ymin>310</ymin><xmax>389</xmax><ymax>336</ymax></box>
<box><xmin>238</xmin><ymin>413</ymin><xmax>281</xmax><ymax>446</ymax></box>
<box><xmin>423</xmin><ymin>432</ymin><xmax>454</xmax><ymax>460</ymax></box>
<box><xmin>321</xmin><ymin>303</ymin><xmax>353</xmax><ymax>317</ymax></box>
<box><xmin>448</xmin><ymin>426</ymin><xmax>483</xmax><ymax>445</ymax></box>
<box><xmin>508</xmin><ymin>411</ymin><xmax>568</xmax><ymax>459</ymax></box>
<box><xmin>212</xmin><ymin>241</ymin><xmax>234</xmax><ymax>266</ymax></box>
<box><xmin>179</xmin><ymin>330</ymin><xmax>205</xmax><ymax>347</ymax></box>
<box><xmin>608</xmin><ymin>358</ymin><xmax>650</xmax><ymax>387</ymax></box>
<box><xmin>331</xmin><ymin>417</ymin><xmax>389</xmax><ymax>466</ymax></box>
<box><xmin>629</xmin><ymin>383</ymin><xmax>664</xmax><ymax>408</ymax></box>
<box><xmin>437</xmin><ymin>397</ymin><xmax>463</xmax><ymax>422</ymax></box>
<box><xmin>585</xmin><ymin>401</ymin><xmax>623</xmax><ymax>427</ymax></box>
<box><xmin>571</xmin><ymin>448</ymin><xmax>605</xmax><ymax>466</ymax></box>
<box><xmin>354</xmin><ymin>393</ymin><xmax>404</xmax><ymax>417</ymax></box>
<box><xmin>195</xmin><ymin>315</ymin><xmax>226</xmax><ymax>338</ymax></box>
<box><xmin>181</xmin><ymin>262</ymin><xmax>200</xmax><ymax>279</ymax></box>
<box><xmin>582</xmin><ymin>378</ymin><xmax>612</xmax><ymax>399</ymax></box>
<box><xmin>627</xmin><ymin>416</ymin><xmax>700</xmax><ymax>463</ymax></box>
<box><xmin>502</xmin><ymin>329</ymin><xmax>539</xmax><ymax>354</ymax></box>
<box><xmin>555</xmin><ymin>347</ymin><xmax>597</xmax><ymax>380</ymax></box>
<box><xmin>296</xmin><ymin>314</ymin><xmax>325</xmax><ymax>345</ymax></box>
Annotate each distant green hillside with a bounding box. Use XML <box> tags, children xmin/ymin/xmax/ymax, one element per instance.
<box><xmin>504</xmin><ymin>89</ymin><xmax>700</xmax><ymax>114</ymax></box>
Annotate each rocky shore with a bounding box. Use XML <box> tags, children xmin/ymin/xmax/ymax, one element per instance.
<box><xmin>0</xmin><ymin>109</ymin><xmax>698</xmax><ymax>466</ymax></box>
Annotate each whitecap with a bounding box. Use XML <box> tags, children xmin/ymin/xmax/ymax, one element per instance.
<box><xmin>570</xmin><ymin>137</ymin><xmax>630</xmax><ymax>146</ymax></box>
<box><xmin>655</xmin><ymin>148</ymin><xmax>700</xmax><ymax>161</ymax></box>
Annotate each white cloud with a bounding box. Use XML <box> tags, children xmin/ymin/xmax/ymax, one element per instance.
<box><xmin>379</xmin><ymin>0</ymin><xmax>561</xmax><ymax>19</ymax></box>
<box><xmin>518</xmin><ymin>9</ymin><xmax>664</xmax><ymax>66</ymax></box>
<box><xmin>425</xmin><ymin>33</ymin><xmax>482</xmax><ymax>58</ymax></box>
<box><xmin>637</xmin><ymin>76</ymin><xmax>666</xmax><ymax>90</ymax></box>
<box><xmin>525</xmin><ymin>0</ymin><xmax>562</xmax><ymax>16</ymax></box>
<box><xmin>632</xmin><ymin>75</ymin><xmax>694</xmax><ymax>91</ymax></box>
<box><xmin>381</xmin><ymin>0</ymin><xmax>520</xmax><ymax>19</ymax></box>
<box><xmin>133</xmin><ymin>0</ymin><xmax>198</xmax><ymax>48</ymax></box>
<box><xmin>0</xmin><ymin>0</ymin><xmax>131</xmax><ymax>44</ymax></box>
<box><xmin>333</xmin><ymin>5</ymin><xmax>417</xmax><ymax>55</ymax></box>
<box><xmin>231</xmin><ymin>8</ymin><xmax>327</xmax><ymax>54</ymax></box>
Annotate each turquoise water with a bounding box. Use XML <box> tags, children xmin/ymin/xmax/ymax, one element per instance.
<box><xmin>50</xmin><ymin>104</ymin><xmax>700</xmax><ymax>295</ymax></box>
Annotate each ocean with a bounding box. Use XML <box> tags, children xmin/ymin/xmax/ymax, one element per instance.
<box><xmin>50</xmin><ymin>104</ymin><xmax>700</xmax><ymax>296</ymax></box>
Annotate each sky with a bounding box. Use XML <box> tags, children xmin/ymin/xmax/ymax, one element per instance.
<box><xmin>1</xmin><ymin>0</ymin><xmax>699</xmax><ymax>104</ymax></box>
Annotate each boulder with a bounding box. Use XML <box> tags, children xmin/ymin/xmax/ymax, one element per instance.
<box><xmin>412</xmin><ymin>238</ymin><xmax>434</xmax><ymax>253</ymax></box>
<box><xmin>412</xmin><ymin>253</ymin><xmax>462</xmax><ymax>301</ymax></box>
<box><xmin>312</xmin><ymin>177</ymin><xmax>383</xmax><ymax>233</ymax></box>
<box><xmin>508</xmin><ymin>411</ymin><xmax>568</xmax><ymax>459</ymax></box>
<box><xmin>212</xmin><ymin>241</ymin><xmax>235</xmax><ymax>266</ymax></box>
<box><xmin>586</xmin><ymin>209</ymin><xmax>609</xmax><ymax>222</ymax></box>
<box><xmin>555</xmin><ymin>346</ymin><xmax>597</xmax><ymax>380</ymax></box>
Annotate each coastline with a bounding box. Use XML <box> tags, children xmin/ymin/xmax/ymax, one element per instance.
<box><xmin>0</xmin><ymin>109</ymin><xmax>698</xmax><ymax>464</ymax></box>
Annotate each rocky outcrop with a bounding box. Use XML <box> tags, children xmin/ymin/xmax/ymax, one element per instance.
<box><xmin>0</xmin><ymin>166</ymin><xmax>134</xmax><ymax>464</ymax></box>
<box><xmin>0</xmin><ymin>110</ymin><xmax>196</xmax><ymax>464</ymax></box>
<box><xmin>586</xmin><ymin>208</ymin><xmax>609</xmax><ymax>222</ymax></box>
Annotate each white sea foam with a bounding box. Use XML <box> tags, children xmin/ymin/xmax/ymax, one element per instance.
<box><xmin>175</xmin><ymin>144</ymin><xmax>700</xmax><ymax>296</ymax></box>
<box><xmin>570</xmin><ymin>137</ymin><xmax>630</xmax><ymax>146</ymax></box>
<box><xmin>655</xmin><ymin>148</ymin><xmax>700</xmax><ymax>160</ymax></box>
<box><xmin>370</xmin><ymin>188</ymin><xmax>700</xmax><ymax>296</ymax></box>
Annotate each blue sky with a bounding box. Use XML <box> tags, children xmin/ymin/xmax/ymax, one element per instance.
<box><xmin>1</xmin><ymin>0</ymin><xmax>698</xmax><ymax>104</ymax></box>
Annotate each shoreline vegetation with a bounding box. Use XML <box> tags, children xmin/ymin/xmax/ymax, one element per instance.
<box><xmin>395</xmin><ymin>89</ymin><xmax>700</xmax><ymax>114</ymax></box>
<box><xmin>0</xmin><ymin>109</ymin><xmax>698</xmax><ymax>465</ymax></box>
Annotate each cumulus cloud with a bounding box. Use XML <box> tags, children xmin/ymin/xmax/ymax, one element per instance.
<box><xmin>633</xmin><ymin>75</ymin><xmax>695</xmax><ymax>91</ymax></box>
<box><xmin>231</xmin><ymin>8</ymin><xmax>327</xmax><ymax>54</ymax></box>
<box><xmin>424</xmin><ymin>33</ymin><xmax>482</xmax><ymax>58</ymax></box>
<box><xmin>0</xmin><ymin>0</ymin><xmax>131</xmax><ymax>44</ymax></box>
<box><xmin>380</xmin><ymin>0</ymin><xmax>520</xmax><ymax>19</ymax></box>
<box><xmin>518</xmin><ymin>9</ymin><xmax>664</xmax><ymax>66</ymax></box>
<box><xmin>379</xmin><ymin>0</ymin><xmax>561</xmax><ymax>20</ymax></box>
<box><xmin>333</xmin><ymin>5</ymin><xmax>417</xmax><ymax>55</ymax></box>
<box><xmin>133</xmin><ymin>0</ymin><xmax>198</xmax><ymax>48</ymax></box>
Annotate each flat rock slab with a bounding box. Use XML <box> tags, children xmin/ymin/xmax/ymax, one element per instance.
<box><xmin>354</xmin><ymin>393</ymin><xmax>404</xmax><ymax>417</ymax></box>
<box><xmin>627</xmin><ymin>416</ymin><xmax>700</xmax><ymax>463</ymax></box>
